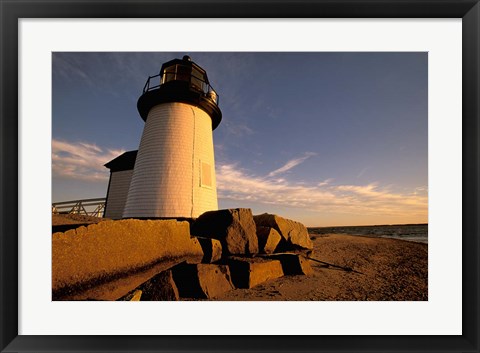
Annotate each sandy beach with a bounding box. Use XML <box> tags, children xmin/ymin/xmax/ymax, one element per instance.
<box><xmin>214</xmin><ymin>233</ymin><xmax>428</xmax><ymax>301</ymax></box>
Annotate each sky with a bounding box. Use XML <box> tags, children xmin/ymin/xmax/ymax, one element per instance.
<box><xmin>52</xmin><ymin>52</ymin><xmax>428</xmax><ymax>227</ymax></box>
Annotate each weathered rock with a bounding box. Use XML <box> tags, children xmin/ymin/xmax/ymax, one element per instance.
<box><xmin>253</xmin><ymin>213</ymin><xmax>313</xmax><ymax>250</ymax></box>
<box><xmin>191</xmin><ymin>208</ymin><xmax>259</xmax><ymax>255</ymax></box>
<box><xmin>138</xmin><ymin>270</ymin><xmax>179</xmax><ymax>301</ymax></box>
<box><xmin>131</xmin><ymin>290</ymin><xmax>142</xmax><ymax>301</ymax></box>
<box><xmin>121</xmin><ymin>289</ymin><xmax>143</xmax><ymax>301</ymax></box>
<box><xmin>196</xmin><ymin>237</ymin><xmax>222</xmax><ymax>263</ymax></box>
<box><xmin>118</xmin><ymin>270</ymin><xmax>180</xmax><ymax>301</ymax></box>
<box><xmin>172</xmin><ymin>263</ymin><xmax>235</xmax><ymax>299</ymax></box>
<box><xmin>52</xmin><ymin>219</ymin><xmax>203</xmax><ymax>300</ymax></box>
<box><xmin>256</xmin><ymin>226</ymin><xmax>282</xmax><ymax>254</ymax></box>
<box><xmin>227</xmin><ymin>257</ymin><xmax>284</xmax><ymax>288</ymax></box>
<box><xmin>267</xmin><ymin>254</ymin><xmax>314</xmax><ymax>276</ymax></box>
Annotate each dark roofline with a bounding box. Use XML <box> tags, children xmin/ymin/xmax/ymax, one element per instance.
<box><xmin>104</xmin><ymin>150</ymin><xmax>138</xmax><ymax>172</ymax></box>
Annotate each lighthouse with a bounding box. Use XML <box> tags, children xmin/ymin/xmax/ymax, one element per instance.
<box><xmin>121</xmin><ymin>56</ymin><xmax>222</xmax><ymax>219</ymax></box>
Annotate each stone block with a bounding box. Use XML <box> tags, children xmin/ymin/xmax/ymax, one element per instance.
<box><xmin>52</xmin><ymin>219</ymin><xmax>203</xmax><ymax>300</ymax></box>
<box><xmin>191</xmin><ymin>208</ymin><xmax>259</xmax><ymax>255</ymax></box>
<box><xmin>172</xmin><ymin>263</ymin><xmax>235</xmax><ymax>299</ymax></box>
<box><xmin>254</xmin><ymin>213</ymin><xmax>313</xmax><ymax>250</ymax></box>
<box><xmin>267</xmin><ymin>254</ymin><xmax>314</xmax><ymax>276</ymax></box>
<box><xmin>136</xmin><ymin>270</ymin><xmax>179</xmax><ymax>301</ymax></box>
<box><xmin>256</xmin><ymin>226</ymin><xmax>282</xmax><ymax>254</ymax></box>
<box><xmin>227</xmin><ymin>257</ymin><xmax>284</xmax><ymax>288</ymax></box>
<box><xmin>196</xmin><ymin>237</ymin><xmax>222</xmax><ymax>263</ymax></box>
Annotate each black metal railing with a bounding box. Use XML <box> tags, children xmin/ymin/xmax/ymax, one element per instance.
<box><xmin>142</xmin><ymin>68</ymin><xmax>219</xmax><ymax>105</ymax></box>
<box><xmin>143</xmin><ymin>74</ymin><xmax>162</xmax><ymax>92</ymax></box>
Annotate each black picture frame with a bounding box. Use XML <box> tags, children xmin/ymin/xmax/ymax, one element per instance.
<box><xmin>1</xmin><ymin>1</ymin><xmax>478</xmax><ymax>352</ymax></box>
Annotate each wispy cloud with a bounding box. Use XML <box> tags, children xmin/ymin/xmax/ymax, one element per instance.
<box><xmin>52</xmin><ymin>139</ymin><xmax>125</xmax><ymax>182</ymax></box>
<box><xmin>356</xmin><ymin>167</ymin><xmax>369</xmax><ymax>178</ymax></box>
<box><xmin>52</xmin><ymin>138</ymin><xmax>427</xmax><ymax>220</ymax></box>
<box><xmin>317</xmin><ymin>178</ymin><xmax>334</xmax><ymax>187</ymax></box>
<box><xmin>223</xmin><ymin>121</ymin><xmax>255</xmax><ymax>137</ymax></box>
<box><xmin>413</xmin><ymin>186</ymin><xmax>428</xmax><ymax>195</ymax></box>
<box><xmin>217</xmin><ymin>162</ymin><xmax>427</xmax><ymax>218</ymax></box>
<box><xmin>53</xmin><ymin>52</ymin><xmax>156</xmax><ymax>101</ymax></box>
<box><xmin>53</xmin><ymin>54</ymin><xmax>95</xmax><ymax>87</ymax></box>
<box><xmin>268</xmin><ymin>152</ymin><xmax>316</xmax><ymax>177</ymax></box>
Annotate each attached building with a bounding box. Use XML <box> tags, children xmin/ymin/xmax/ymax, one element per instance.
<box><xmin>103</xmin><ymin>151</ymin><xmax>137</xmax><ymax>219</ymax></box>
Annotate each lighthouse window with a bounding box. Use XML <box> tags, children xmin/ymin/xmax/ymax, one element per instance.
<box><xmin>162</xmin><ymin>66</ymin><xmax>176</xmax><ymax>84</ymax></box>
<box><xmin>200</xmin><ymin>162</ymin><xmax>212</xmax><ymax>188</ymax></box>
<box><xmin>162</xmin><ymin>64</ymin><xmax>191</xmax><ymax>84</ymax></box>
<box><xmin>175</xmin><ymin>64</ymin><xmax>190</xmax><ymax>82</ymax></box>
<box><xmin>191</xmin><ymin>67</ymin><xmax>205</xmax><ymax>92</ymax></box>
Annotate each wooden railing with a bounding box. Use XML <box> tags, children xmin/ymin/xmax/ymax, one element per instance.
<box><xmin>52</xmin><ymin>198</ymin><xmax>106</xmax><ymax>217</ymax></box>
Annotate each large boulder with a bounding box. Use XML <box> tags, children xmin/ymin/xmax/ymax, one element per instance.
<box><xmin>253</xmin><ymin>213</ymin><xmax>313</xmax><ymax>250</ymax></box>
<box><xmin>267</xmin><ymin>254</ymin><xmax>314</xmax><ymax>276</ymax></box>
<box><xmin>172</xmin><ymin>263</ymin><xmax>235</xmax><ymax>299</ymax></box>
<box><xmin>191</xmin><ymin>208</ymin><xmax>259</xmax><ymax>255</ymax></box>
<box><xmin>119</xmin><ymin>270</ymin><xmax>180</xmax><ymax>301</ymax></box>
<box><xmin>256</xmin><ymin>226</ymin><xmax>282</xmax><ymax>254</ymax></box>
<box><xmin>52</xmin><ymin>219</ymin><xmax>203</xmax><ymax>300</ymax></box>
<box><xmin>196</xmin><ymin>237</ymin><xmax>222</xmax><ymax>263</ymax></box>
<box><xmin>227</xmin><ymin>257</ymin><xmax>284</xmax><ymax>288</ymax></box>
<box><xmin>138</xmin><ymin>270</ymin><xmax>180</xmax><ymax>301</ymax></box>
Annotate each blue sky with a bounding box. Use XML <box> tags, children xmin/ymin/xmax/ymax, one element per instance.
<box><xmin>52</xmin><ymin>52</ymin><xmax>427</xmax><ymax>226</ymax></box>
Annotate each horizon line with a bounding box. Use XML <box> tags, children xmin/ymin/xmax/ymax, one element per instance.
<box><xmin>308</xmin><ymin>222</ymin><xmax>428</xmax><ymax>228</ymax></box>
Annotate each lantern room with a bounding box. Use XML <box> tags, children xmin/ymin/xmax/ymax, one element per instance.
<box><xmin>137</xmin><ymin>55</ymin><xmax>222</xmax><ymax>129</ymax></box>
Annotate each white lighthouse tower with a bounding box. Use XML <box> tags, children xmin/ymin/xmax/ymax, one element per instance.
<box><xmin>122</xmin><ymin>56</ymin><xmax>222</xmax><ymax>219</ymax></box>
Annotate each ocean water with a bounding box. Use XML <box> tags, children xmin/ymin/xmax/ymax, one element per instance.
<box><xmin>308</xmin><ymin>224</ymin><xmax>428</xmax><ymax>244</ymax></box>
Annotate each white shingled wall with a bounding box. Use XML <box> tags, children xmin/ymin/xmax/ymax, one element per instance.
<box><xmin>104</xmin><ymin>170</ymin><xmax>133</xmax><ymax>220</ymax></box>
<box><xmin>123</xmin><ymin>102</ymin><xmax>218</xmax><ymax>218</ymax></box>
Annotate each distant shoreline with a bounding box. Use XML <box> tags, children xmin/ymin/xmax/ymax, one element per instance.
<box><xmin>308</xmin><ymin>224</ymin><xmax>428</xmax><ymax>244</ymax></box>
<box><xmin>308</xmin><ymin>223</ymin><xmax>428</xmax><ymax>229</ymax></box>
<box><xmin>310</xmin><ymin>232</ymin><xmax>428</xmax><ymax>245</ymax></box>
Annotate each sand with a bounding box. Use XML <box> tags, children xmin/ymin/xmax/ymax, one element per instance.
<box><xmin>214</xmin><ymin>233</ymin><xmax>428</xmax><ymax>301</ymax></box>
